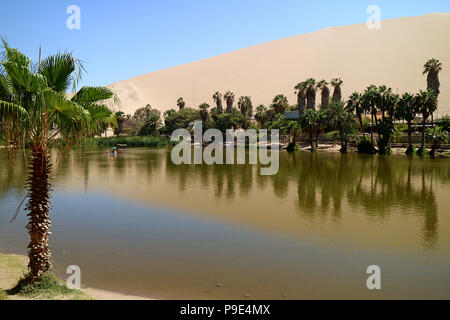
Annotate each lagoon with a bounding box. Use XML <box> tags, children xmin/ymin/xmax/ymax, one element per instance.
<box><xmin>0</xmin><ymin>148</ymin><xmax>449</xmax><ymax>299</ymax></box>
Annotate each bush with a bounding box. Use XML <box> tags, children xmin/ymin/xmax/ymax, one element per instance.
<box><xmin>405</xmin><ymin>145</ymin><xmax>415</xmax><ymax>155</ymax></box>
<box><xmin>9</xmin><ymin>273</ymin><xmax>87</xmax><ymax>299</ymax></box>
<box><xmin>357</xmin><ymin>137</ymin><xmax>377</xmax><ymax>154</ymax></box>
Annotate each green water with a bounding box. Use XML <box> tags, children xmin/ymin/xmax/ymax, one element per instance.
<box><xmin>0</xmin><ymin>148</ymin><xmax>449</xmax><ymax>299</ymax></box>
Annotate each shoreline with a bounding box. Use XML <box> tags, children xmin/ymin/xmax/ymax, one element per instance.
<box><xmin>0</xmin><ymin>252</ymin><xmax>153</xmax><ymax>300</ymax></box>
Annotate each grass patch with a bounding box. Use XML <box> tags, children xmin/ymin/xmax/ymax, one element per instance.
<box><xmin>0</xmin><ymin>290</ymin><xmax>8</xmax><ymax>300</ymax></box>
<box><xmin>9</xmin><ymin>272</ymin><xmax>90</xmax><ymax>300</ymax></box>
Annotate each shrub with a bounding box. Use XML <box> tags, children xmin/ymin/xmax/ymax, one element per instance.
<box><xmin>357</xmin><ymin>137</ymin><xmax>377</xmax><ymax>154</ymax></box>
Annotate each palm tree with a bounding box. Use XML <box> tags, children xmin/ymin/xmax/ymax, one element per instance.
<box><xmin>362</xmin><ymin>85</ymin><xmax>379</xmax><ymax>144</ymax></box>
<box><xmin>416</xmin><ymin>89</ymin><xmax>438</xmax><ymax>154</ymax></box>
<box><xmin>294</xmin><ymin>81</ymin><xmax>307</xmax><ymax>115</ymax></box>
<box><xmin>271</xmin><ymin>94</ymin><xmax>289</xmax><ymax>115</ymax></box>
<box><xmin>0</xmin><ymin>42</ymin><xmax>102</xmax><ymax>283</ymax></box>
<box><xmin>114</xmin><ymin>111</ymin><xmax>125</xmax><ymax>136</ymax></box>
<box><xmin>305</xmin><ymin>78</ymin><xmax>317</xmax><ymax>110</ymax></box>
<box><xmin>317</xmin><ymin>80</ymin><xmax>330</xmax><ymax>110</ymax></box>
<box><xmin>394</xmin><ymin>93</ymin><xmax>417</xmax><ymax>154</ymax></box>
<box><xmin>325</xmin><ymin>101</ymin><xmax>356</xmax><ymax>153</ymax></box>
<box><xmin>255</xmin><ymin>104</ymin><xmax>267</xmax><ymax>128</ymax></box>
<box><xmin>71</xmin><ymin>86</ymin><xmax>118</xmax><ymax>137</ymax></box>
<box><xmin>423</xmin><ymin>58</ymin><xmax>442</xmax><ymax>124</ymax></box>
<box><xmin>331</xmin><ymin>78</ymin><xmax>343</xmax><ymax>102</ymax></box>
<box><xmin>426</xmin><ymin>126</ymin><xmax>448</xmax><ymax>157</ymax></box>
<box><xmin>212</xmin><ymin>92</ymin><xmax>223</xmax><ymax>114</ymax></box>
<box><xmin>199</xmin><ymin>103</ymin><xmax>210</xmax><ymax>124</ymax></box>
<box><xmin>300</xmin><ymin>109</ymin><xmax>323</xmax><ymax>151</ymax></box>
<box><xmin>177</xmin><ymin>97</ymin><xmax>185</xmax><ymax>110</ymax></box>
<box><xmin>347</xmin><ymin>92</ymin><xmax>365</xmax><ymax>137</ymax></box>
<box><xmin>224</xmin><ymin>91</ymin><xmax>235</xmax><ymax>113</ymax></box>
<box><xmin>238</xmin><ymin>96</ymin><xmax>252</xmax><ymax>130</ymax></box>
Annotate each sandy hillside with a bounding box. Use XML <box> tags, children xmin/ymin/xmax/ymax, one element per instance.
<box><xmin>108</xmin><ymin>13</ymin><xmax>450</xmax><ymax>118</ymax></box>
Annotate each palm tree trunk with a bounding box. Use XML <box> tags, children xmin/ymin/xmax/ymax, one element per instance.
<box><xmin>25</xmin><ymin>144</ymin><xmax>52</xmax><ymax>282</ymax></box>
<box><xmin>407</xmin><ymin>120</ymin><xmax>412</xmax><ymax>148</ymax></box>
<box><xmin>370</xmin><ymin>114</ymin><xmax>374</xmax><ymax>144</ymax></box>
<box><xmin>358</xmin><ymin>114</ymin><xmax>364</xmax><ymax>137</ymax></box>
<box><xmin>421</xmin><ymin>116</ymin><xmax>426</xmax><ymax>149</ymax></box>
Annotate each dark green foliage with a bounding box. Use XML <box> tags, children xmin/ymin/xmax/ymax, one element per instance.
<box><xmin>164</xmin><ymin>108</ymin><xmax>201</xmax><ymax>133</ymax></box>
<box><xmin>357</xmin><ymin>137</ymin><xmax>377</xmax><ymax>154</ymax></box>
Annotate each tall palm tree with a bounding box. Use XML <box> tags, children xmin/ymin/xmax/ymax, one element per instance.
<box><xmin>271</xmin><ymin>94</ymin><xmax>289</xmax><ymax>115</ymax></box>
<box><xmin>224</xmin><ymin>91</ymin><xmax>235</xmax><ymax>113</ymax></box>
<box><xmin>238</xmin><ymin>96</ymin><xmax>252</xmax><ymax>130</ymax></box>
<box><xmin>325</xmin><ymin>101</ymin><xmax>356</xmax><ymax>153</ymax></box>
<box><xmin>347</xmin><ymin>92</ymin><xmax>365</xmax><ymax>137</ymax></box>
<box><xmin>317</xmin><ymin>80</ymin><xmax>330</xmax><ymax>110</ymax></box>
<box><xmin>255</xmin><ymin>104</ymin><xmax>267</xmax><ymax>128</ymax></box>
<box><xmin>395</xmin><ymin>92</ymin><xmax>417</xmax><ymax>153</ymax></box>
<box><xmin>199</xmin><ymin>103</ymin><xmax>210</xmax><ymax>124</ymax></box>
<box><xmin>362</xmin><ymin>85</ymin><xmax>379</xmax><ymax>144</ymax></box>
<box><xmin>423</xmin><ymin>58</ymin><xmax>442</xmax><ymax>124</ymax></box>
<box><xmin>331</xmin><ymin>78</ymin><xmax>343</xmax><ymax>103</ymax></box>
<box><xmin>212</xmin><ymin>92</ymin><xmax>223</xmax><ymax>114</ymax></box>
<box><xmin>177</xmin><ymin>97</ymin><xmax>185</xmax><ymax>110</ymax></box>
<box><xmin>0</xmin><ymin>42</ymin><xmax>102</xmax><ymax>283</ymax></box>
<box><xmin>294</xmin><ymin>81</ymin><xmax>307</xmax><ymax>115</ymax></box>
<box><xmin>416</xmin><ymin>89</ymin><xmax>437</xmax><ymax>153</ymax></box>
<box><xmin>305</xmin><ymin>78</ymin><xmax>317</xmax><ymax>110</ymax></box>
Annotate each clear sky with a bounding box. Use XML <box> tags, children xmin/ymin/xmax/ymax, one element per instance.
<box><xmin>1</xmin><ymin>0</ymin><xmax>449</xmax><ymax>88</ymax></box>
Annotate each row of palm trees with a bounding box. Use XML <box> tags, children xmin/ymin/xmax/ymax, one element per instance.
<box><xmin>177</xmin><ymin>58</ymin><xmax>444</xmax><ymax>155</ymax></box>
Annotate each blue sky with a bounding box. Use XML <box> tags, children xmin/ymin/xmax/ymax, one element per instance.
<box><xmin>1</xmin><ymin>0</ymin><xmax>449</xmax><ymax>88</ymax></box>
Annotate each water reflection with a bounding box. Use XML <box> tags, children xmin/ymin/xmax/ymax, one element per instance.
<box><xmin>1</xmin><ymin>149</ymin><xmax>449</xmax><ymax>252</ymax></box>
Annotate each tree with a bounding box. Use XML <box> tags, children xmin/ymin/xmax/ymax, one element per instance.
<box><xmin>300</xmin><ymin>109</ymin><xmax>322</xmax><ymax>151</ymax></box>
<box><xmin>213</xmin><ymin>92</ymin><xmax>223</xmax><ymax>114</ymax></box>
<box><xmin>426</xmin><ymin>126</ymin><xmax>448</xmax><ymax>157</ymax></box>
<box><xmin>238</xmin><ymin>96</ymin><xmax>252</xmax><ymax>130</ymax></box>
<box><xmin>114</xmin><ymin>111</ymin><xmax>125</xmax><ymax>136</ymax></box>
<box><xmin>331</xmin><ymin>78</ymin><xmax>343</xmax><ymax>102</ymax></box>
<box><xmin>199</xmin><ymin>103</ymin><xmax>210</xmax><ymax>125</ymax></box>
<box><xmin>177</xmin><ymin>97</ymin><xmax>185</xmax><ymax>110</ymax></box>
<box><xmin>0</xmin><ymin>41</ymin><xmax>109</xmax><ymax>283</ymax></box>
<box><xmin>294</xmin><ymin>81</ymin><xmax>307</xmax><ymax>115</ymax></box>
<box><xmin>164</xmin><ymin>108</ymin><xmax>201</xmax><ymax>133</ymax></box>
<box><xmin>317</xmin><ymin>80</ymin><xmax>330</xmax><ymax>110</ymax></box>
<box><xmin>347</xmin><ymin>92</ymin><xmax>365</xmax><ymax>137</ymax></box>
<box><xmin>416</xmin><ymin>89</ymin><xmax>437</xmax><ymax>155</ymax></box>
<box><xmin>271</xmin><ymin>94</ymin><xmax>289</xmax><ymax>115</ymax></box>
<box><xmin>423</xmin><ymin>58</ymin><xmax>442</xmax><ymax>124</ymax></box>
<box><xmin>71</xmin><ymin>86</ymin><xmax>119</xmax><ymax>137</ymax></box>
<box><xmin>395</xmin><ymin>93</ymin><xmax>417</xmax><ymax>154</ymax></box>
<box><xmin>362</xmin><ymin>85</ymin><xmax>379</xmax><ymax>144</ymax></box>
<box><xmin>305</xmin><ymin>78</ymin><xmax>317</xmax><ymax>110</ymax></box>
<box><xmin>224</xmin><ymin>91</ymin><xmax>235</xmax><ymax>113</ymax></box>
<box><xmin>214</xmin><ymin>109</ymin><xmax>244</xmax><ymax>135</ymax></box>
<box><xmin>138</xmin><ymin>113</ymin><xmax>161</xmax><ymax>136</ymax></box>
<box><xmin>254</xmin><ymin>104</ymin><xmax>267</xmax><ymax>128</ymax></box>
<box><xmin>325</xmin><ymin>101</ymin><xmax>357</xmax><ymax>153</ymax></box>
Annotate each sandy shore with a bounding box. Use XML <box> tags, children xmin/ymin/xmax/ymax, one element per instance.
<box><xmin>0</xmin><ymin>252</ymin><xmax>152</xmax><ymax>300</ymax></box>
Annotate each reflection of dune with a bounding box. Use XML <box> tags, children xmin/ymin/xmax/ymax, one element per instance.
<box><xmin>108</xmin><ymin>13</ymin><xmax>450</xmax><ymax>118</ymax></box>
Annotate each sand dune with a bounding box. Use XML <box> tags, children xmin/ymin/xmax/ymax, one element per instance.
<box><xmin>108</xmin><ymin>13</ymin><xmax>450</xmax><ymax>118</ymax></box>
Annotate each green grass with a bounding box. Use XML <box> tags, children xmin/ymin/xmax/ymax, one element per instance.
<box><xmin>9</xmin><ymin>272</ymin><xmax>90</xmax><ymax>300</ymax></box>
<box><xmin>78</xmin><ymin>135</ymin><xmax>171</xmax><ymax>149</ymax></box>
<box><xmin>0</xmin><ymin>290</ymin><xmax>8</xmax><ymax>300</ymax></box>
